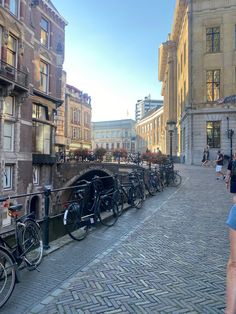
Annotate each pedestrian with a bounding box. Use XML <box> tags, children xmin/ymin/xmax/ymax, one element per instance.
<box><xmin>201</xmin><ymin>146</ymin><xmax>210</xmax><ymax>166</ymax></box>
<box><xmin>225</xmin><ymin>151</ymin><xmax>236</xmax><ymax>313</ymax></box>
<box><xmin>215</xmin><ymin>150</ymin><xmax>225</xmax><ymax>180</ymax></box>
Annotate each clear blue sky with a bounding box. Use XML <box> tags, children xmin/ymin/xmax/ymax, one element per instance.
<box><xmin>53</xmin><ymin>0</ymin><xmax>176</xmax><ymax>121</ymax></box>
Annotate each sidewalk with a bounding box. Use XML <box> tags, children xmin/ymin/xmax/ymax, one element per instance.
<box><xmin>2</xmin><ymin>164</ymin><xmax>232</xmax><ymax>313</ymax></box>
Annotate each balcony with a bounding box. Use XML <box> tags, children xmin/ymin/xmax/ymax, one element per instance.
<box><xmin>33</xmin><ymin>154</ymin><xmax>56</xmax><ymax>165</ymax></box>
<box><xmin>0</xmin><ymin>60</ymin><xmax>29</xmax><ymax>92</ymax></box>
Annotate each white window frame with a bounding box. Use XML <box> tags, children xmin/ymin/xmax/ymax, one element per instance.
<box><xmin>3</xmin><ymin>164</ymin><xmax>13</xmax><ymax>190</ymax></box>
<box><xmin>3</xmin><ymin>122</ymin><xmax>14</xmax><ymax>151</ymax></box>
<box><xmin>4</xmin><ymin>96</ymin><xmax>14</xmax><ymax>116</ymax></box>
<box><xmin>33</xmin><ymin>166</ymin><xmax>39</xmax><ymax>185</ymax></box>
<box><xmin>39</xmin><ymin>60</ymin><xmax>49</xmax><ymax>93</ymax></box>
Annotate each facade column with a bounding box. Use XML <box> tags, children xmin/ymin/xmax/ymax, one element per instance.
<box><xmin>165</xmin><ymin>41</ymin><xmax>177</xmax><ymax>157</ymax></box>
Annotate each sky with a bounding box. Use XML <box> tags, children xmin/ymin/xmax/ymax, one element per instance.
<box><xmin>52</xmin><ymin>0</ymin><xmax>176</xmax><ymax>122</ymax></box>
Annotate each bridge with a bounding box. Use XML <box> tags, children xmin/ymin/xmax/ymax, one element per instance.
<box><xmin>53</xmin><ymin>161</ymin><xmax>141</xmax><ymax>189</ymax></box>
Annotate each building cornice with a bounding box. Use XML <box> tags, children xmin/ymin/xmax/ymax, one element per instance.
<box><xmin>158</xmin><ymin>41</ymin><xmax>176</xmax><ymax>82</ymax></box>
<box><xmin>41</xmin><ymin>0</ymin><xmax>68</xmax><ymax>26</ymax></box>
<box><xmin>170</xmin><ymin>0</ymin><xmax>188</xmax><ymax>42</ymax></box>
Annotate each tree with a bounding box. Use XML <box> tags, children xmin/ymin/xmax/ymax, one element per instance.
<box><xmin>94</xmin><ymin>147</ymin><xmax>107</xmax><ymax>161</ymax></box>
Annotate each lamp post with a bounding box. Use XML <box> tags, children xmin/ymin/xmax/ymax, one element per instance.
<box><xmin>167</xmin><ymin>121</ymin><xmax>175</xmax><ymax>161</ymax></box>
<box><xmin>227</xmin><ymin>117</ymin><xmax>234</xmax><ymax>159</ymax></box>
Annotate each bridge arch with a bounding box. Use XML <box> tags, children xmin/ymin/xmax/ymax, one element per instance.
<box><xmin>53</xmin><ymin>167</ymin><xmax>116</xmax><ymax>211</ymax></box>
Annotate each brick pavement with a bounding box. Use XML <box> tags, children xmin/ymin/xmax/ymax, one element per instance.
<box><xmin>3</xmin><ymin>165</ymin><xmax>233</xmax><ymax>313</ymax></box>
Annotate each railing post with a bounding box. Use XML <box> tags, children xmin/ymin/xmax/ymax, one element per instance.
<box><xmin>43</xmin><ymin>186</ymin><xmax>51</xmax><ymax>250</ymax></box>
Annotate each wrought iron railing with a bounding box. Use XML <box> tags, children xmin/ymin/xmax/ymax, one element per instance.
<box><xmin>0</xmin><ymin>60</ymin><xmax>28</xmax><ymax>89</ymax></box>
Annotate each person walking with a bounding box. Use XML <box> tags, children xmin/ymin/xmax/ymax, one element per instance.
<box><xmin>225</xmin><ymin>151</ymin><xmax>236</xmax><ymax>314</ymax></box>
<box><xmin>201</xmin><ymin>146</ymin><xmax>210</xmax><ymax>166</ymax></box>
<box><xmin>215</xmin><ymin>150</ymin><xmax>225</xmax><ymax>180</ymax></box>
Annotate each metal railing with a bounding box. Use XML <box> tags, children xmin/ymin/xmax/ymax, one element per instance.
<box><xmin>0</xmin><ymin>59</ymin><xmax>28</xmax><ymax>88</ymax></box>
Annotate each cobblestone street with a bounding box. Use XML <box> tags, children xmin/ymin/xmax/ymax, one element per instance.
<box><xmin>2</xmin><ymin>164</ymin><xmax>232</xmax><ymax>313</ymax></box>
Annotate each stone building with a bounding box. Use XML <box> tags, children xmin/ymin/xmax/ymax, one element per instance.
<box><xmin>91</xmin><ymin>119</ymin><xmax>136</xmax><ymax>154</ymax></box>
<box><xmin>0</xmin><ymin>0</ymin><xmax>67</xmax><ymax>226</ymax></box>
<box><xmin>136</xmin><ymin>106</ymin><xmax>164</xmax><ymax>154</ymax></box>
<box><xmin>158</xmin><ymin>0</ymin><xmax>236</xmax><ymax>164</ymax></box>
<box><xmin>63</xmin><ymin>84</ymin><xmax>92</xmax><ymax>153</ymax></box>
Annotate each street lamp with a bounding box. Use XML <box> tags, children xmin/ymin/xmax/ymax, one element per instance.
<box><xmin>167</xmin><ymin>121</ymin><xmax>175</xmax><ymax>161</ymax></box>
<box><xmin>226</xmin><ymin>117</ymin><xmax>234</xmax><ymax>159</ymax></box>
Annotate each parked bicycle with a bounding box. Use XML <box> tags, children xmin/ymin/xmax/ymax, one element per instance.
<box><xmin>63</xmin><ymin>176</ymin><xmax>119</xmax><ymax>241</ymax></box>
<box><xmin>159</xmin><ymin>161</ymin><xmax>182</xmax><ymax>187</ymax></box>
<box><xmin>0</xmin><ymin>198</ymin><xmax>43</xmax><ymax>308</ymax></box>
<box><xmin>113</xmin><ymin>170</ymin><xmax>145</xmax><ymax>214</ymax></box>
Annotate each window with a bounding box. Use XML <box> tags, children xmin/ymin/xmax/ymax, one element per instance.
<box><xmin>40</xmin><ymin>17</ymin><xmax>49</xmax><ymax>47</ymax></box>
<box><xmin>71</xmin><ymin>108</ymin><xmax>80</xmax><ymax>124</ymax></box>
<box><xmin>4</xmin><ymin>96</ymin><xmax>14</xmax><ymax>115</ymax></box>
<box><xmin>206</xmin><ymin>70</ymin><xmax>220</xmax><ymax>101</ymax></box>
<box><xmin>71</xmin><ymin>127</ymin><xmax>80</xmax><ymax>139</ymax></box>
<box><xmin>206</xmin><ymin>27</ymin><xmax>220</xmax><ymax>53</ymax></box>
<box><xmin>3</xmin><ymin>165</ymin><xmax>13</xmax><ymax>190</ymax></box>
<box><xmin>7</xmin><ymin>35</ymin><xmax>17</xmax><ymax>67</ymax></box>
<box><xmin>33</xmin><ymin>104</ymin><xmax>47</xmax><ymax>120</ymax></box>
<box><xmin>39</xmin><ymin>60</ymin><xmax>49</xmax><ymax>93</ymax></box>
<box><xmin>32</xmin><ymin>122</ymin><xmax>51</xmax><ymax>154</ymax></box>
<box><xmin>3</xmin><ymin>122</ymin><xmax>14</xmax><ymax>151</ymax></box>
<box><xmin>206</xmin><ymin>121</ymin><xmax>221</xmax><ymax>148</ymax></box>
<box><xmin>9</xmin><ymin>0</ymin><xmax>18</xmax><ymax>16</ymax></box>
<box><xmin>33</xmin><ymin>166</ymin><xmax>39</xmax><ymax>185</ymax></box>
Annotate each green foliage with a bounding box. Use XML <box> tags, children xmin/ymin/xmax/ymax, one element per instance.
<box><xmin>94</xmin><ymin>147</ymin><xmax>107</xmax><ymax>160</ymax></box>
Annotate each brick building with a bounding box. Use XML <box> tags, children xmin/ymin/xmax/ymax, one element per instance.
<box><xmin>0</xmin><ymin>0</ymin><xmax>67</xmax><ymax>226</ymax></box>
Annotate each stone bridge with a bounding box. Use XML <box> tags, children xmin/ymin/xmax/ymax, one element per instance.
<box><xmin>53</xmin><ymin>161</ymin><xmax>140</xmax><ymax>189</ymax></box>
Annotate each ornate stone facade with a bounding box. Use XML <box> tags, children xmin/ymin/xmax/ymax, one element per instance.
<box><xmin>159</xmin><ymin>0</ymin><xmax>236</xmax><ymax>164</ymax></box>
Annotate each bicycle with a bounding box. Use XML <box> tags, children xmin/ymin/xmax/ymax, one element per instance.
<box><xmin>113</xmin><ymin>171</ymin><xmax>145</xmax><ymax>213</ymax></box>
<box><xmin>0</xmin><ymin>198</ymin><xmax>43</xmax><ymax>308</ymax></box>
<box><xmin>63</xmin><ymin>176</ymin><xmax>119</xmax><ymax>241</ymax></box>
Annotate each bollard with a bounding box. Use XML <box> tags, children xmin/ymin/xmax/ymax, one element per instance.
<box><xmin>43</xmin><ymin>186</ymin><xmax>51</xmax><ymax>250</ymax></box>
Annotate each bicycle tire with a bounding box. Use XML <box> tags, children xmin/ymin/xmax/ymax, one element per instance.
<box><xmin>98</xmin><ymin>196</ymin><xmax>119</xmax><ymax>227</ymax></box>
<box><xmin>146</xmin><ymin>177</ymin><xmax>157</xmax><ymax>196</ymax></box>
<box><xmin>0</xmin><ymin>246</ymin><xmax>16</xmax><ymax>309</ymax></box>
<box><xmin>20</xmin><ymin>220</ymin><xmax>43</xmax><ymax>270</ymax></box>
<box><xmin>114</xmin><ymin>190</ymin><xmax>124</xmax><ymax>216</ymax></box>
<box><xmin>169</xmin><ymin>173</ymin><xmax>182</xmax><ymax>187</ymax></box>
<box><xmin>63</xmin><ymin>203</ymin><xmax>89</xmax><ymax>241</ymax></box>
<box><xmin>131</xmin><ymin>186</ymin><xmax>144</xmax><ymax>209</ymax></box>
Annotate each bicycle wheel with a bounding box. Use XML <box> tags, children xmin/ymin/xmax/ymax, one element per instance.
<box><xmin>131</xmin><ymin>186</ymin><xmax>144</xmax><ymax>209</ymax></box>
<box><xmin>98</xmin><ymin>196</ymin><xmax>119</xmax><ymax>227</ymax></box>
<box><xmin>21</xmin><ymin>220</ymin><xmax>43</xmax><ymax>270</ymax></box>
<box><xmin>169</xmin><ymin>173</ymin><xmax>182</xmax><ymax>187</ymax></box>
<box><xmin>146</xmin><ymin>177</ymin><xmax>157</xmax><ymax>196</ymax></box>
<box><xmin>0</xmin><ymin>247</ymin><xmax>16</xmax><ymax>308</ymax></box>
<box><xmin>114</xmin><ymin>190</ymin><xmax>124</xmax><ymax>216</ymax></box>
<box><xmin>63</xmin><ymin>203</ymin><xmax>89</xmax><ymax>241</ymax></box>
